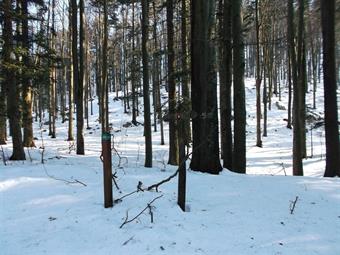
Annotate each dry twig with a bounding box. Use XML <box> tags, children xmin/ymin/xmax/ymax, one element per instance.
<box><xmin>119</xmin><ymin>195</ymin><xmax>163</xmax><ymax>228</ymax></box>
<box><xmin>290</xmin><ymin>196</ymin><xmax>299</xmax><ymax>214</ymax></box>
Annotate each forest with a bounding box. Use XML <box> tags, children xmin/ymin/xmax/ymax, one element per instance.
<box><xmin>1</xmin><ymin>0</ymin><xmax>340</xmax><ymax>254</ymax></box>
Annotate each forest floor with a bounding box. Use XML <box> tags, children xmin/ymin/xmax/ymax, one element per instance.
<box><xmin>1</xmin><ymin>78</ymin><xmax>340</xmax><ymax>255</ymax></box>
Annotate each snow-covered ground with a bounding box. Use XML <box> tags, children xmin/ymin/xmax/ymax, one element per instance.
<box><xmin>1</xmin><ymin>78</ymin><xmax>339</xmax><ymax>254</ymax></box>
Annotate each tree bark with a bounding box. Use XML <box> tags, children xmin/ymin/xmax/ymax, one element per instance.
<box><xmin>141</xmin><ymin>0</ymin><xmax>153</xmax><ymax>167</ymax></box>
<box><xmin>321</xmin><ymin>0</ymin><xmax>340</xmax><ymax>177</ymax></box>
<box><xmin>255</xmin><ymin>0</ymin><xmax>262</xmax><ymax>148</ymax></box>
<box><xmin>167</xmin><ymin>0</ymin><xmax>179</xmax><ymax>165</ymax></box>
<box><xmin>22</xmin><ymin>0</ymin><xmax>35</xmax><ymax>147</ymax></box>
<box><xmin>288</xmin><ymin>0</ymin><xmax>303</xmax><ymax>176</ymax></box>
<box><xmin>68</xmin><ymin>0</ymin><xmax>74</xmax><ymax>141</ymax></box>
<box><xmin>190</xmin><ymin>0</ymin><xmax>222</xmax><ymax>174</ymax></box>
<box><xmin>4</xmin><ymin>0</ymin><xmax>25</xmax><ymax>160</ymax></box>
<box><xmin>232</xmin><ymin>0</ymin><xmax>246</xmax><ymax>173</ymax></box>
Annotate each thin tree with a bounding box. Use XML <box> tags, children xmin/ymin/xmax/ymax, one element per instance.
<box><xmin>141</xmin><ymin>0</ymin><xmax>152</xmax><ymax>167</ymax></box>
<box><xmin>255</xmin><ymin>0</ymin><xmax>262</xmax><ymax>148</ymax></box>
<box><xmin>22</xmin><ymin>0</ymin><xmax>35</xmax><ymax>147</ymax></box>
<box><xmin>167</xmin><ymin>0</ymin><xmax>179</xmax><ymax>165</ymax></box>
<box><xmin>101</xmin><ymin>0</ymin><xmax>109</xmax><ymax>132</ymax></box>
<box><xmin>67</xmin><ymin>0</ymin><xmax>74</xmax><ymax>141</ymax></box>
<box><xmin>77</xmin><ymin>0</ymin><xmax>85</xmax><ymax>154</ymax></box>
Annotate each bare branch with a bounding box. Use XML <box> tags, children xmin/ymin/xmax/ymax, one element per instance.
<box><xmin>119</xmin><ymin>195</ymin><xmax>163</xmax><ymax>228</ymax></box>
<box><xmin>290</xmin><ymin>196</ymin><xmax>299</xmax><ymax>214</ymax></box>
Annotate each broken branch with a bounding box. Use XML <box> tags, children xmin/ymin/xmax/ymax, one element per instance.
<box><xmin>119</xmin><ymin>195</ymin><xmax>163</xmax><ymax>228</ymax></box>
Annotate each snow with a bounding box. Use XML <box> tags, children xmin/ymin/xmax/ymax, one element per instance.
<box><xmin>1</xmin><ymin>78</ymin><xmax>340</xmax><ymax>255</ymax></box>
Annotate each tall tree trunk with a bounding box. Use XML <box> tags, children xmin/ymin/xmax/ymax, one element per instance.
<box><xmin>101</xmin><ymin>0</ymin><xmax>109</xmax><ymax>132</ymax></box>
<box><xmin>50</xmin><ymin>0</ymin><xmax>57</xmax><ymax>138</ymax></box>
<box><xmin>288</xmin><ymin>0</ymin><xmax>303</xmax><ymax>176</ymax></box>
<box><xmin>321</xmin><ymin>0</ymin><xmax>340</xmax><ymax>177</ymax></box>
<box><xmin>232</xmin><ymin>0</ymin><xmax>246</xmax><ymax>173</ymax></box>
<box><xmin>4</xmin><ymin>0</ymin><xmax>25</xmax><ymax>160</ymax></box>
<box><xmin>181</xmin><ymin>0</ymin><xmax>191</xmax><ymax>146</ymax></box>
<box><xmin>68</xmin><ymin>0</ymin><xmax>74</xmax><ymax>141</ymax></box>
<box><xmin>255</xmin><ymin>0</ymin><xmax>262</xmax><ymax>148</ymax></box>
<box><xmin>141</xmin><ymin>0</ymin><xmax>153</xmax><ymax>167</ymax></box>
<box><xmin>167</xmin><ymin>0</ymin><xmax>179</xmax><ymax>165</ymax></box>
<box><xmin>131</xmin><ymin>0</ymin><xmax>137</xmax><ymax>125</ymax></box>
<box><xmin>219</xmin><ymin>0</ymin><xmax>233</xmax><ymax>169</ymax></box>
<box><xmin>297</xmin><ymin>0</ymin><xmax>306</xmax><ymax>159</ymax></box>
<box><xmin>22</xmin><ymin>0</ymin><xmax>35</xmax><ymax>147</ymax></box>
<box><xmin>190</xmin><ymin>0</ymin><xmax>222</xmax><ymax>174</ymax></box>
<box><xmin>152</xmin><ymin>2</ymin><xmax>164</xmax><ymax>145</ymax></box>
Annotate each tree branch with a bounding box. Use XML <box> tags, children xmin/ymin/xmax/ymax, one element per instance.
<box><xmin>119</xmin><ymin>195</ymin><xmax>163</xmax><ymax>228</ymax></box>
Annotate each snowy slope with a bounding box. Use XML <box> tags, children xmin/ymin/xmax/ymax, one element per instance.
<box><xmin>1</xmin><ymin>78</ymin><xmax>339</xmax><ymax>255</ymax></box>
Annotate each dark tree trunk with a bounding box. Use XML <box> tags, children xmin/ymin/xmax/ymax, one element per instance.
<box><xmin>67</xmin><ymin>0</ymin><xmax>74</xmax><ymax>141</ymax></box>
<box><xmin>102</xmin><ymin>0</ymin><xmax>109</xmax><ymax>132</ymax></box>
<box><xmin>141</xmin><ymin>0</ymin><xmax>153</xmax><ymax>167</ymax></box>
<box><xmin>321</xmin><ymin>0</ymin><xmax>340</xmax><ymax>177</ymax></box>
<box><xmin>232</xmin><ymin>0</ymin><xmax>246</xmax><ymax>173</ymax></box>
<box><xmin>190</xmin><ymin>0</ymin><xmax>222</xmax><ymax>174</ymax></box>
<box><xmin>0</xmin><ymin>77</ymin><xmax>6</xmax><ymax>144</ymax></box>
<box><xmin>288</xmin><ymin>0</ymin><xmax>303</xmax><ymax>176</ymax></box>
<box><xmin>167</xmin><ymin>0</ymin><xmax>179</xmax><ymax>165</ymax></box>
<box><xmin>255</xmin><ymin>0</ymin><xmax>262</xmax><ymax>148</ymax></box>
<box><xmin>219</xmin><ymin>0</ymin><xmax>233</xmax><ymax>169</ymax></box>
<box><xmin>4</xmin><ymin>0</ymin><xmax>25</xmax><ymax>160</ymax></box>
<box><xmin>181</xmin><ymin>0</ymin><xmax>191</xmax><ymax>147</ymax></box>
<box><xmin>22</xmin><ymin>0</ymin><xmax>35</xmax><ymax>147</ymax></box>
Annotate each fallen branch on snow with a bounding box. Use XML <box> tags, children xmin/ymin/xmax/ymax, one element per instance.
<box><xmin>119</xmin><ymin>195</ymin><xmax>163</xmax><ymax>228</ymax></box>
<box><xmin>290</xmin><ymin>196</ymin><xmax>299</xmax><ymax>214</ymax></box>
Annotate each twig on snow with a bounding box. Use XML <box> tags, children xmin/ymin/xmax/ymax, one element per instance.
<box><xmin>290</xmin><ymin>196</ymin><xmax>299</xmax><ymax>214</ymax></box>
<box><xmin>119</xmin><ymin>195</ymin><xmax>163</xmax><ymax>228</ymax></box>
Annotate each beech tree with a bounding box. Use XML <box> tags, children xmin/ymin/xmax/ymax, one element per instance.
<box><xmin>321</xmin><ymin>0</ymin><xmax>340</xmax><ymax>177</ymax></box>
<box><xmin>190</xmin><ymin>0</ymin><xmax>222</xmax><ymax>174</ymax></box>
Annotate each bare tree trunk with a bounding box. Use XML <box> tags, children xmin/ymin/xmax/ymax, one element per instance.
<box><xmin>321</xmin><ymin>0</ymin><xmax>340</xmax><ymax>177</ymax></box>
<box><xmin>288</xmin><ymin>0</ymin><xmax>303</xmax><ymax>176</ymax></box>
<box><xmin>101</xmin><ymin>0</ymin><xmax>109</xmax><ymax>132</ymax></box>
<box><xmin>232</xmin><ymin>0</ymin><xmax>246</xmax><ymax>173</ymax></box>
<box><xmin>21</xmin><ymin>0</ymin><xmax>35</xmax><ymax>147</ymax></box>
<box><xmin>167</xmin><ymin>0</ymin><xmax>179</xmax><ymax>165</ymax></box>
<box><xmin>141</xmin><ymin>0</ymin><xmax>153</xmax><ymax>167</ymax></box>
<box><xmin>4</xmin><ymin>0</ymin><xmax>25</xmax><ymax>160</ymax></box>
<box><xmin>181</xmin><ymin>0</ymin><xmax>191</xmax><ymax>146</ymax></box>
<box><xmin>190</xmin><ymin>0</ymin><xmax>222</xmax><ymax>174</ymax></box>
<box><xmin>255</xmin><ymin>0</ymin><xmax>262</xmax><ymax>148</ymax></box>
<box><xmin>67</xmin><ymin>0</ymin><xmax>74</xmax><ymax>141</ymax></box>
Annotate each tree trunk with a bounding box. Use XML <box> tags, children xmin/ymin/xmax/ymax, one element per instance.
<box><xmin>190</xmin><ymin>0</ymin><xmax>222</xmax><ymax>174</ymax></box>
<box><xmin>4</xmin><ymin>0</ymin><xmax>25</xmax><ymax>160</ymax></box>
<box><xmin>22</xmin><ymin>0</ymin><xmax>35</xmax><ymax>147</ymax></box>
<box><xmin>67</xmin><ymin>0</ymin><xmax>74</xmax><ymax>141</ymax></box>
<box><xmin>181</xmin><ymin>0</ymin><xmax>191</xmax><ymax>147</ymax></box>
<box><xmin>167</xmin><ymin>0</ymin><xmax>179</xmax><ymax>165</ymax></box>
<box><xmin>219</xmin><ymin>0</ymin><xmax>233</xmax><ymax>169</ymax></box>
<box><xmin>141</xmin><ymin>0</ymin><xmax>153</xmax><ymax>167</ymax></box>
<box><xmin>288</xmin><ymin>0</ymin><xmax>303</xmax><ymax>176</ymax></box>
<box><xmin>102</xmin><ymin>0</ymin><xmax>109</xmax><ymax>132</ymax></box>
<box><xmin>232</xmin><ymin>0</ymin><xmax>246</xmax><ymax>173</ymax></box>
<box><xmin>321</xmin><ymin>0</ymin><xmax>340</xmax><ymax>177</ymax></box>
<box><xmin>255</xmin><ymin>0</ymin><xmax>262</xmax><ymax>148</ymax></box>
